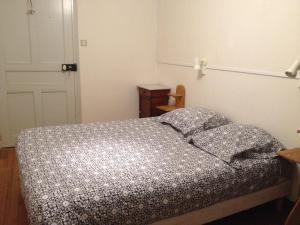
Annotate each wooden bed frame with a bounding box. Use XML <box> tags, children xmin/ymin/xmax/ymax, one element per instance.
<box><xmin>152</xmin><ymin>179</ymin><xmax>292</xmax><ymax>225</ymax></box>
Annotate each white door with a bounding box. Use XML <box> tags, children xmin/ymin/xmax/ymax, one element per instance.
<box><xmin>0</xmin><ymin>0</ymin><xmax>80</xmax><ymax>147</ymax></box>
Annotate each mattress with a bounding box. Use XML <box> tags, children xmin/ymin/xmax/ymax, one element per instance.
<box><xmin>16</xmin><ymin>118</ymin><xmax>288</xmax><ymax>225</ymax></box>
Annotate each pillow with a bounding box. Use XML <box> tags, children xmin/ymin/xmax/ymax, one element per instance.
<box><xmin>157</xmin><ymin>107</ymin><xmax>230</xmax><ymax>136</ymax></box>
<box><xmin>189</xmin><ymin>123</ymin><xmax>285</xmax><ymax>165</ymax></box>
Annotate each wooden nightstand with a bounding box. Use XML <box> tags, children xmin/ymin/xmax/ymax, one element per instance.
<box><xmin>277</xmin><ymin>148</ymin><xmax>300</xmax><ymax>225</ymax></box>
<box><xmin>137</xmin><ymin>84</ymin><xmax>170</xmax><ymax>118</ymax></box>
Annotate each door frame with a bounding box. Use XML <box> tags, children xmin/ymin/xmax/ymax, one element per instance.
<box><xmin>0</xmin><ymin>4</ymin><xmax>8</xmax><ymax>148</ymax></box>
<box><xmin>73</xmin><ymin>0</ymin><xmax>82</xmax><ymax>124</ymax></box>
<box><xmin>0</xmin><ymin>0</ymin><xmax>81</xmax><ymax>148</ymax></box>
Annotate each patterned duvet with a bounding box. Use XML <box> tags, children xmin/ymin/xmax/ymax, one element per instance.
<box><xmin>17</xmin><ymin>118</ymin><xmax>287</xmax><ymax>225</ymax></box>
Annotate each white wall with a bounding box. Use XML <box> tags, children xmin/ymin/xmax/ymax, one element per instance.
<box><xmin>78</xmin><ymin>0</ymin><xmax>158</xmax><ymax>123</ymax></box>
<box><xmin>158</xmin><ymin>0</ymin><xmax>300</xmax><ymax>75</ymax></box>
<box><xmin>157</xmin><ymin>0</ymin><xmax>300</xmax><ymax>148</ymax></box>
<box><xmin>77</xmin><ymin>0</ymin><xmax>300</xmax><ymax>148</ymax></box>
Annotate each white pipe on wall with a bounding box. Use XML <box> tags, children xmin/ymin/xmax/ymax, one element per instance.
<box><xmin>157</xmin><ymin>60</ymin><xmax>300</xmax><ymax>80</ymax></box>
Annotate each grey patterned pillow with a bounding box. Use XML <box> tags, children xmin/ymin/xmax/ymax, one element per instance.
<box><xmin>157</xmin><ymin>107</ymin><xmax>230</xmax><ymax>136</ymax></box>
<box><xmin>189</xmin><ymin>123</ymin><xmax>285</xmax><ymax>164</ymax></box>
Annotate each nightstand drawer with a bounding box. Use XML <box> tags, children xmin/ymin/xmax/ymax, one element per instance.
<box><xmin>139</xmin><ymin>88</ymin><xmax>170</xmax><ymax>98</ymax></box>
<box><xmin>139</xmin><ymin>88</ymin><xmax>151</xmax><ymax>97</ymax></box>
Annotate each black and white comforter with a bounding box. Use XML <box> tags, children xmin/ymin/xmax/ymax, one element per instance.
<box><xmin>17</xmin><ymin>118</ymin><xmax>288</xmax><ymax>225</ymax></box>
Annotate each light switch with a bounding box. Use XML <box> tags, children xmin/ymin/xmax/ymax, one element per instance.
<box><xmin>80</xmin><ymin>40</ymin><xmax>88</xmax><ymax>47</ymax></box>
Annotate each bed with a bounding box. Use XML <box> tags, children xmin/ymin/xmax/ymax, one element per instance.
<box><xmin>16</xmin><ymin>108</ymin><xmax>292</xmax><ymax>225</ymax></box>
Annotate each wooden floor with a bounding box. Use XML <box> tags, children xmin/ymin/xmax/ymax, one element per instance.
<box><xmin>0</xmin><ymin>149</ymin><xmax>293</xmax><ymax>225</ymax></box>
<box><xmin>0</xmin><ymin>148</ymin><xmax>29</xmax><ymax>225</ymax></box>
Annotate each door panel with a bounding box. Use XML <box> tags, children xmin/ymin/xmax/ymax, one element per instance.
<box><xmin>0</xmin><ymin>0</ymin><xmax>79</xmax><ymax>147</ymax></box>
<box><xmin>3</xmin><ymin>0</ymin><xmax>32</xmax><ymax>64</ymax></box>
<box><xmin>34</xmin><ymin>0</ymin><xmax>65</xmax><ymax>63</ymax></box>
<box><xmin>7</xmin><ymin>92</ymin><xmax>37</xmax><ymax>140</ymax></box>
<box><xmin>41</xmin><ymin>92</ymin><xmax>68</xmax><ymax>126</ymax></box>
<box><xmin>6</xmin><ymin>71</ymin><xmax>66</xmax><ymax>86</ymax></box>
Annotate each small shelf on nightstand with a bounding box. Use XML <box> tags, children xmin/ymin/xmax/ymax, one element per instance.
<box><xmin>168</xmin><ymin>93</ymin><xmax>184</xmax><ymax>98</ymax></box>
<box><xmin>156</xmin><ymin>105</ymin><xmax>182</xmax><ymax>112</ymax></box>
<box><xmin>156</xmin><ymin>85</ymin><xmax>185</xmax><ymax>114</ymax></box>
<box><xmin>277</xmin><ymin>148</ymin><xmax>300</xmax><ymax>164</ymax></box>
